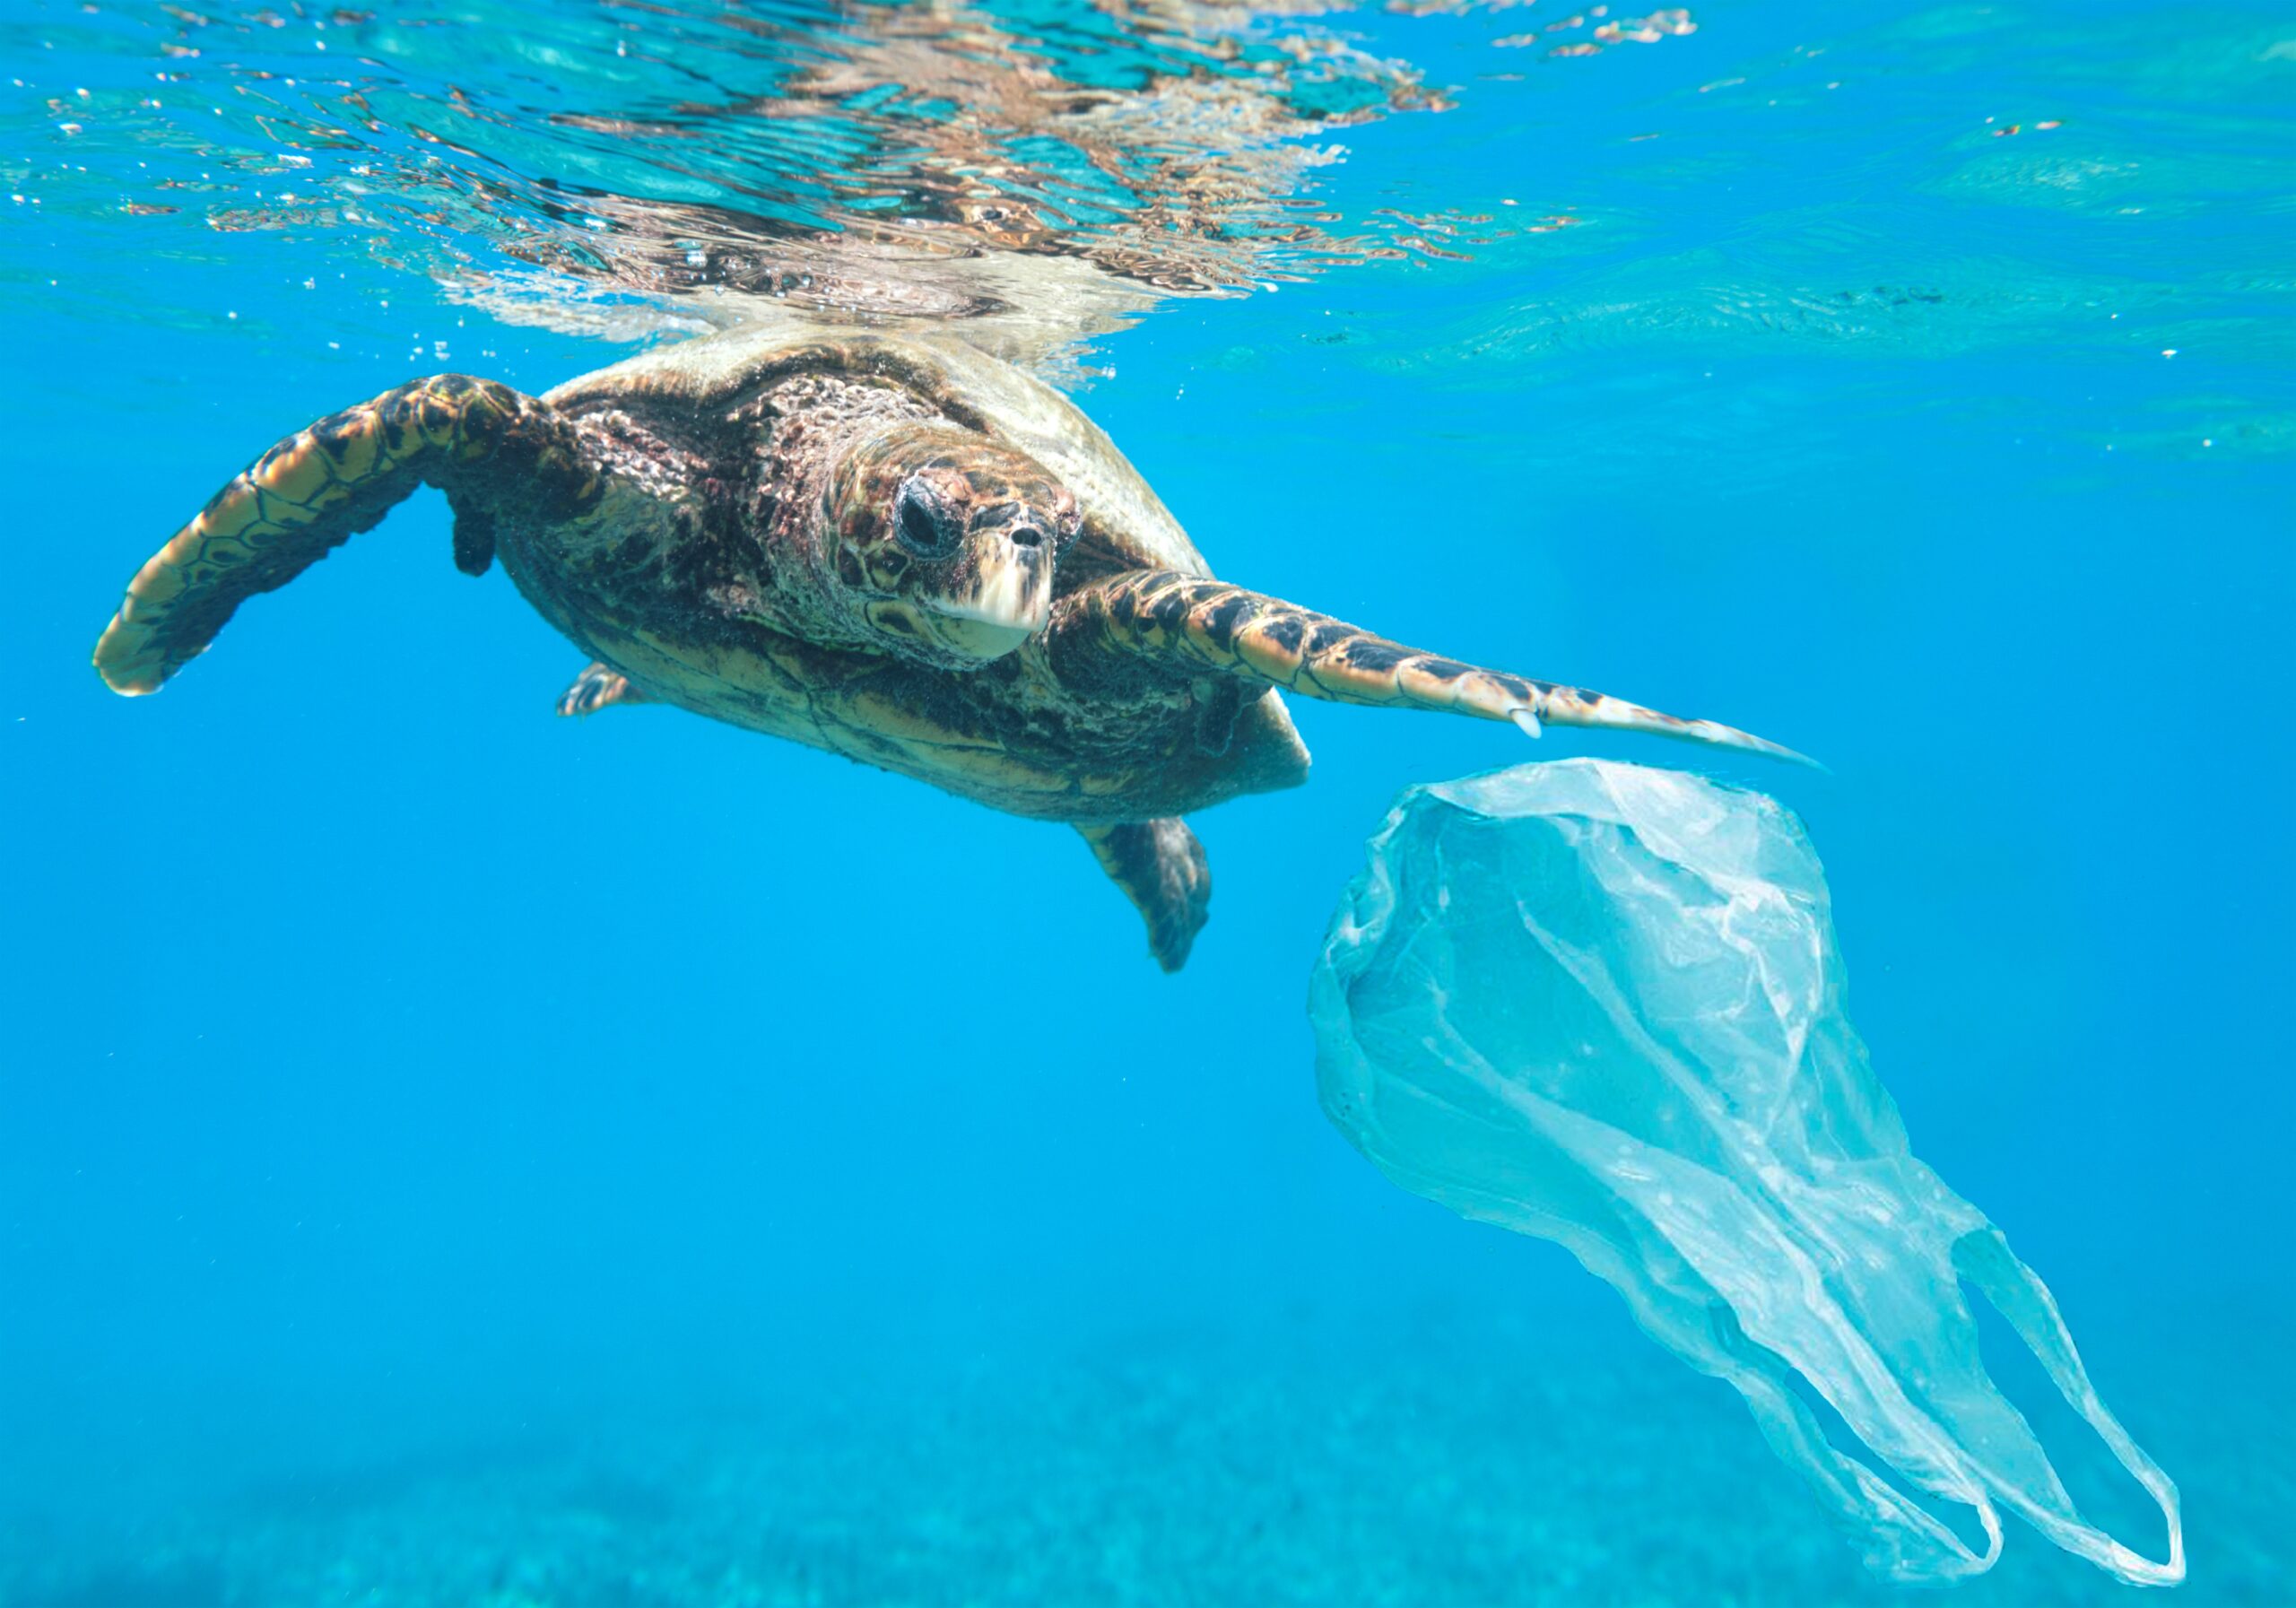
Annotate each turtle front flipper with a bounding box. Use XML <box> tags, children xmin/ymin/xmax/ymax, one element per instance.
<box><xmin>93</xmin><ymin>375</ymin><xmax>601</xmax><ymax>695</ymax></box>
<box><xmin>1077</xmin><ymin>819</ymin><xmax>1211</xmax><ymax>973</ymax></box>
<box><xmin>1045</xmin><ymin>569</ymin><xmax>1812</xmax><ymax>767</ymax></box>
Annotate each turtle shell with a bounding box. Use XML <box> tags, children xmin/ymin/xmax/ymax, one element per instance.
<box><xmin>544</xmin><ymin>324</ymin><xmax>1212</xmax><ymax>585</ymax></box>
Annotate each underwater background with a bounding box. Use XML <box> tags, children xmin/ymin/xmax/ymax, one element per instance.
<box><xmin>3</xmin><ymin>0</ymin><xmax>2290</xmax><ymax>1603</ymax></box>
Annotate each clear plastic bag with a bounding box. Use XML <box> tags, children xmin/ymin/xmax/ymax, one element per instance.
<box><xmin>1310</xmin><ymin>760</ymin><xmax>2182</xmax><ymax>1586</ymax></box>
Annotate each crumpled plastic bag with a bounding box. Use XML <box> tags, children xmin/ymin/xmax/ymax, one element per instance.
<box><xmin>1309</xmin><ymin>759</ymin><xmax>2182</xmax><ymax>1586</ymax></box>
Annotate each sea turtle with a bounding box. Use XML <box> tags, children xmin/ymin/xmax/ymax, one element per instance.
<box><xmin>91</xmin><ymin>326</ymin><xmax>1800</xmax><ymax>969</ymax></box>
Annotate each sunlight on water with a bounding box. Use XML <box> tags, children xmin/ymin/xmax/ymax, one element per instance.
<box><xmin>8</xmin><ymin>0</ymin><xmax>2286</xmax><ymax>430</ymax></box>
<box><xmin>9</xmin><ymin>0</ymin><xmax>1475</xmax><ymax>355</ymax></box>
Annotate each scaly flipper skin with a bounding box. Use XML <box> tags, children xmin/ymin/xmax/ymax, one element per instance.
<box><xmin>1046</xmin><ymin>569</ymin><xmax>1811</xmax><ymax>766</ymax></box>
<box><xmin>557</xmin><ymin>662</ymin><xmax>648</xmax><ymax>717</ymax></box>
<box><xmin>1077</xmin><ymin>819</ymin><xmax>1212</xmax><ymax>973</ymax></box>
<box><xmin>92</xmin><ymin>376</ymin><xmax>599</xmax><ymax>695</ymax></box>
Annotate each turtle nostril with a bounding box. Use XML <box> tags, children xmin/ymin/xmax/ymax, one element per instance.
<box><xmin>1009</xmin><ymin>524</ymin><xmax>1045</xmax><ymax>549</ymax></box>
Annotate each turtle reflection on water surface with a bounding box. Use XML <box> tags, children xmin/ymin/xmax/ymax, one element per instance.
<box><xmin>91</xmin><ymin>326</ymin><xmax>1803</xmax><ymax>970</ymax></box>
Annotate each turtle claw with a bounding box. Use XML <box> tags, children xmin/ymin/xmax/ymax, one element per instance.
<box><xmin>1511</xmin><ymin>707</ymin><xmax>1544</xmax><ymax>740</ymax></box>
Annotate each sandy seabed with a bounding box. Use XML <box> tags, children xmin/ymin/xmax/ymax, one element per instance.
<box><xmin>4</xmin><ymin>1307</ymin><xmax>2283</xmax><ymax>1608</ymax></box>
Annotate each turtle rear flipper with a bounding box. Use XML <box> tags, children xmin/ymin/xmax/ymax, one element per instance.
<box><xmin>1046</xmin><ymin>569</ymin><xmax>1813</xmax><ymax>767</ymax></box>
<box><xmin>92</xmin><ymin>376</ymin><xmax>600</xmax><ymax>695</ymax></box>
<box><xmin>556</xmin><ymin>662</ymin><xmax>648</xmax><ymax>717</ymax></box>
<box><xmin>1077</xmin><ymin>818</ymin><xmax>1211</xmax><ymax>972</ymax></box>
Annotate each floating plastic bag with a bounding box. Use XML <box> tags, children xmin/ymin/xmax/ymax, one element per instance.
<box><xmin>1309</xmin><ymin>760</ymin><xmax>2182</xmax><ymax>1586</ymax></box>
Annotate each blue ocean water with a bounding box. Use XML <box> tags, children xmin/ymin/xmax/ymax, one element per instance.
<box><xmin>3</xmin><ymin>0</ymin><xmax>2290</xmax><ymax>1602</ymax></box>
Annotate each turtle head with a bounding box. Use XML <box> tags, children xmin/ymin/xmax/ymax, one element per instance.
<box><xmin>823</xmin><ymin>422</ymin><xmax>1080</xmax><ymax>666</ymax></box>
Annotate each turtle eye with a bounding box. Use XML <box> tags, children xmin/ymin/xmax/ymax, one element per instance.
<box><xmin>895</xmin><ymin>479</ymin><xmax>957</xmax><ymax>558</ymax></box>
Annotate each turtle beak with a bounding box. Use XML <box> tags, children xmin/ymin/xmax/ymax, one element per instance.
<box><xmin>917</xmin><ymin>515</ymin><xmax>1055</xmax><ymax>662</ymax></box>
